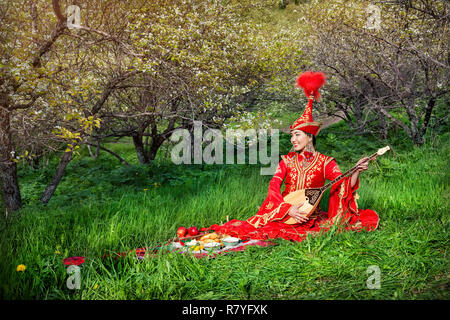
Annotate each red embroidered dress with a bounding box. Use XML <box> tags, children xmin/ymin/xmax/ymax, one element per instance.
<box><xmin>209</xmin><ymin>151</ymin><xmax>379</xmax><ymax>242</ymax></box>
<box><xmin>210</xmin><ymin>71</ymin><xmax>379</xmax><ymax>241</ymax></box>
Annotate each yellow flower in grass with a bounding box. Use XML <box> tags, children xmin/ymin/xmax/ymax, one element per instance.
<box><xmin>16</xmin><ymin>264</ymin><xmax>26</xmax><ymax>272</ymax></box>
<box><xmin>93</xmin><ymin>284</ymin><xmax>99</xmax><ymax>290</ymax></box>
<box><xmin>55</xmin><ymin>250</ymin><xmax>61</xmax><ymax>255</ymax></box>
<box><xmin>143</xmin><ymin>189</ymin><xmax>148</xmax><ymax>192</ymax></box>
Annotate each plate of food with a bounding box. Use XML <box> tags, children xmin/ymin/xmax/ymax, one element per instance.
<box><xmin>203</xmin><ymin>242</ymin><xmax>222</xmax><ymax>248</ymax></box>
<box><xmin>170</xmin><ymin>242</ymin><xmax>184</xmax><ymax>249</ymax></box>
<box><xmin>222</xmin><ymin>236</ymin><xmax>241</xmax><ymax>247</ymax></box>
<box><xmin>199</xmin><ymin>232</ymin><xmax>219</xmax><ymax>241</ymax></box>
<box><xmin>185</xmin><ymin>239</ymin><xmax>198</xmax><ymax>247</ymax></box>
<box><xmin>189</xmin><ymin>244</ymin><xmax>205</xmax><ymax>253</ymax></box>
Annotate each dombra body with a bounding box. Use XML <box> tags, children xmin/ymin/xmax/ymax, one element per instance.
<box><xmin>283</xmin><ymin>188</ymin><xmax>323</xmax><ymax>224</ymax></box>
<box><xmin>282</xmin><ymin>146</ymin><xmax>390</xmax><ymax>225</ymax></box>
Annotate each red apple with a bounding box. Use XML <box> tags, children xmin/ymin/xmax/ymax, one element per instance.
<box><xmin>177</xmin><ymin>226</ymin><xmax>187</xmax><ymax>238</ymax></box>
<box><xmin>187</xmin><ymin>226</ymin><xmax>199</xmax><ymax>236</ymax></box>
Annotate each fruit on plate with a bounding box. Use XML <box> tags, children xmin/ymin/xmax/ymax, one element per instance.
<box><xmin>187</xmin><ymin>226</ymin><xmax>199</xmax><ymax>236</ymax></box>
<box><xmin>177</xmin><ymin>226</ymin><xmax>187</xmax><ymax>238</ymax></box>
<box><xmin>199</xmin><ymin>232</ymin><xmax>218</xmax><ymax>241</ymax></box>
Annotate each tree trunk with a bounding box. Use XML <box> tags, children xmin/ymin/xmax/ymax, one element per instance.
<box><xmin>148</xmin><ymin>136</ymin><xmax>165</xmax><ymax>161</ymax></box>
<box><xmin>377</xmin><ymin>110</ymin><xmax>388</xmax><ymax>140</ymax></box>
<box><xmin>0</xmin><ymin>162</ymin><xmax>22</xmax><ymax>217</ymax></box>
<box><xmin>40</xmin><ymin>151</ymin><xmax>73</xmax><ymax>204</ymax></box>
<box><xmin>420</xmin><ymin>96</ymin><xmax>436</xmax><ymax>137</ymax></box>
<box><xmin>132</xmin><ymin>134</ymin><xmax>149</xmax><ymax>164</ymax></box>
<box><xmin>0</xmin><ymin>108</ymin><xmax>22</xmax><ymax>217</ymax></box>
<box><xmin>0</xmin><ymin>187</ymin><xmax>5</xmax><ymax>214</ymax></box>
<box><xmin>404</xmin><ymin>99</ymin><xmax>423</xmax><ymax>145</ymax></box>
<box><xmin>353</xmin><ymin>95</ymin><xmax>365</xmax><ymax>134</ymax></box>
<box><xmin>30</xmin><ymin>156</ymin><xmax>40</xmax><ymax>169</ymax></box>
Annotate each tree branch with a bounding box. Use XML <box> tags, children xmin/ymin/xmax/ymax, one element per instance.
<box><xmin>85</xmin><ymin>142</ymin><xmax>130</xmax><ymax>166</ymax></box>
<box><xmin>90</xmin><ymin>70</ymin><xmax>140</xmax><ymax>115</ymax></box>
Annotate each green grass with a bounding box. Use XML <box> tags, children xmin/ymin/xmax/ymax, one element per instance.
<box><xmin>0</xmin><ymin>123</ymin><xmax>448</xmax><ymax>300</ymax></box>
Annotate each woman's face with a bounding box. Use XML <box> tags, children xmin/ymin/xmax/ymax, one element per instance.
<box><xmin>290</xmin><ymin>130</ymin><xmax>312</xmax><ymax>152</ymax></box>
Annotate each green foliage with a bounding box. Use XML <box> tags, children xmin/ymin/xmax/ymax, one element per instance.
<box><xmin>1</xmin><ymin>119</ymin><xmax>448</xmax><ymax>300</ymax></box>
<box><xmin>297</xmin><ymin>0</ymin><xmax>448</xmax><ymax>146</ymax></box>
<box><xmin>1</xmin><ymin>0</ymin><xmax>447</xmax><ymax>301</ymax></box>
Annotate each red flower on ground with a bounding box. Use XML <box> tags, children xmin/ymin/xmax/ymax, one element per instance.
<box><xmin>63</xmin><ymin>256</ymin><xmax>85</xmax><ymax>266</ymax></box>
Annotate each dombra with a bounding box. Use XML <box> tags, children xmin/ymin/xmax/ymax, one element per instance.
<box><xmin>283</xmin><ymin>146</ymin><xmax>390</xmax><ymax>224</ymax></box>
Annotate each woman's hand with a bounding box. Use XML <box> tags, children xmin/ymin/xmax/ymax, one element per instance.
<box><xmin>288</xmin><ymin>202</ymin><xmax>309</xmax><ymax>224</ymax></box>
<box><xmin>351</xmin><ymin>157</ymin><xmax>369</xmax><ymax>187</ymax></box>
<box><xmin>355</xmin><ymin>157</ymin><xmax>369</xmax><ymax>173</ymax></box>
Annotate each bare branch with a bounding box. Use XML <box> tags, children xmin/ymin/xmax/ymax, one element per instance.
<box><xmin>84</xmin><ymin>142</ymin><xmax>130</xmax><ymax>166</ymax></box>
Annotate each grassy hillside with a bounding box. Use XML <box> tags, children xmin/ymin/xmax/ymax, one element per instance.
<box><xmin>0</xmin><ymin>121</ymin><xmax>448</xmax><ymax>300</ymax></box>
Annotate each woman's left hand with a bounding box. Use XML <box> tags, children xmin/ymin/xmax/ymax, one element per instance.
<box><xmin>351</xmin><ymin>157</ymin><xmax>369</xmax><ymax>188</ymax></box>
<box><xmin>355</xmin><ymin>157</ymin><xmax>369</xmax><ymax>173</ymax></box>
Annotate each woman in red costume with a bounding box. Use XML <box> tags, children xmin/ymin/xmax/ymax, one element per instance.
<box><xmin>209</xmin><ymin>71</ymin><xmax>379</xmax><ymax>242</ymax></box>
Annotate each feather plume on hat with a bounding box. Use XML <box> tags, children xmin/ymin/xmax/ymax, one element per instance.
<box><xmin>296</xmin><ymin>71</ymin><xmax>327</xmax><ymax>101</ymax></box>
<box><xmin>290</xmin><ymin>71</ymin><xmax>327</xmax><ymax>136</ymax></box>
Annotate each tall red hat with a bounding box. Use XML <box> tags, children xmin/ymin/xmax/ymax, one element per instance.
<box><xmin>290</xmin><ymin>71</ymin><xmax>327</xmax><ymax>136</ymax></box>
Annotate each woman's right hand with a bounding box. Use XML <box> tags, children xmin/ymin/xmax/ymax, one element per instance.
<box><xmin>288</xmin><ymin>202</ymin><xmax>309</xmax><ymax>224</ymax></box>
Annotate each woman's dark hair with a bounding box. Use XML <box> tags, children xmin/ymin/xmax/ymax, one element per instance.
<box><xmin>305</xmin><ymin>132</ymin><xmax>316</xmax><ymax>147</ymax></box>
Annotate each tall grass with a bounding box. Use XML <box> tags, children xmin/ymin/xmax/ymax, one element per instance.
<box><xmin>0</xmin><ymin>124</ymin><xmax>448</xmax><ymax>300</ymax></box>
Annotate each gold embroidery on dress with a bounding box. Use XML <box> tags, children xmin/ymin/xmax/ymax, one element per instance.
<box><xmin>274</xmin><ymin>163</ymin><xmax>283</xmax><ymax>175</ymax></box>
<box><xmin>269</xmin><ymin>203</ymin><xmax>289</xmax><ymax>222</ymax></box>
<box><xmin>247</xmin><ymin>218</ymin><xmax>259</xmax><ymax>228</ymax></box>
<box><xmin>252</xmin><ymin>152</ymin><xmax>337</xmax><ymax>228</ymax></box>
<box><xmin>297</xmin><ymin>152</ymin><xmax>321</xmax><ymax>190</ymax></box>
<box><xmin>247</xmin><ymin>200</ymin><xmax>288</xmax><ymax>228</ymax></box>
<box><xmin>290</xmin><ymin>172</ymin><xmax>298</xmax><ymax>182</ymax></box>
<box><xmin>332</xmin><ymin>181</ymin><xmax>347</xmax><ymax>225</ymax></box>
<box><xmin>354</xmin><ymin>193</ymin><xmax>360</xmax><ymax>211</ymax></box>
<box><xmin>282</xmin><ymin>154</ymin><xmax>296</xmax><ymax>168</ymax></box>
